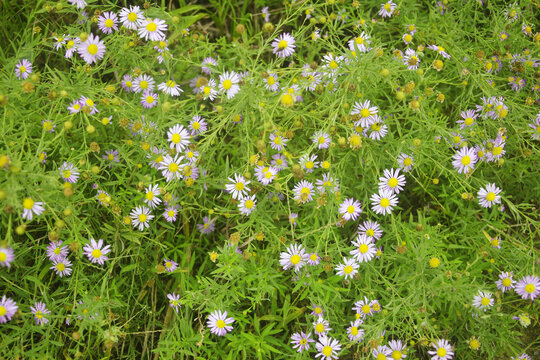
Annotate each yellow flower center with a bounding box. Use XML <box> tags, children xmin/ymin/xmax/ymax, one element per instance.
<box><xmin>300</xmin><ymin>187</ymin><xmax>310</xmax><ymax>195</ymax></box>
<box><xmin>267</xmin><ymin>76</ymin><xmax>275</xmax><ymax>85</ymax></box>
<box><xmin>377</xmin><ymin>354</ymin><xmax>387</xmax><ymax>360</ymax></box>
<box><xmin>146</xmin><ymin>96</ymin><xmax>154</xmax><ymax>103</ymax></box>
<box><xmin>437</xmin><ymin>348</ymin><xmax>447</xmax><ymax>357</ymax></box>
<box><xmin>87</xmin><ymin>44</ymin><xmax>98</xmax><ymax>55</ymax></box>
<box><xmin>481</xmin><ymin>297</ymin><xmax>490</xmax><ymax>306</ymax></box>
<box><xmin>192</xmin><ymin>122</ymin><xmax>200</xmax><ymax>130</ymax></box>
<box><xmin>128</xmin><ymin>12</ymin><xmax>137</xmax><ymax>22</ymax></box>
<box><xmin>322</xmin><ymin>346</ymin><xmax>333</xmax><ymax>357</ymax></box>
<box><xmin>138</xmin><ymin>214</ymin><xmax>147</xmax><ymax>223</ymax></box>
<box><xmin>359</xmin><ymin>244</ymin><xmax>369</xmax><ymax>253</ymax></box>
<box><xmin>280</xmin><ymin>94</ymin><xmax>294</xmax><ymax>107</ymax></box>
<box><xmin>380</xmin><ymin>198</ymin><xmax>390</xmax><ymax>208</ymax></box>
<box><xmin>20</xmin><ymin>65</ymin><xmax>26</xmax><ymax>73</ymax></box>
<box><xmin>315</xmin><ymin>323</ymin><xmax>325</xmax><ymax>333</ymax></box>
<box><xmin>314</xmin><ymin>307</ymin><xmax>322</xmax><ymax>314</ymax></box>
<box><xmin>56</xmin><ymin>263</ymin><xmax>65</xmax><ymax>271</ymax></box>
<box><xmin>105</xmin><ymin>19</ymin><xmax>114</xmax><ymax>28</ymax></box>
<box><xmin>388</xmin><ymin>177</ymin><xmax>398</xmax><ymax>188</ymax></box>
<box><xmin>63</xmin><ymin>170</ymin><xmax>72</xmax><ymax>179</ymax></box>
<box><xmin>366</xmin><ymin>229</ymin><xmax>375</xmax><ymax>237</ymax></box>
<box><xmin>139</xmin><ymin>80</ymin><xmax>148</xmax><ymax>89</ymax></box>
<box><xmin>384</xmin><ymin>3</ymin><xmax>391</xmax><ymax>10</ymax></box>
<box><xmin>54</xmin><ymin>248</ymin><xmax>61</xmax><ymax>255</ymax></box>
<box><xmin>351</xmin><ymin>326</ymin><xmax>358</xmax><ymax>335</ymax></box>
<box><xmin>0</xmin><ymin>253</ymin><xmax>6</xmax><ymax>262</ymax></box>
<box><xmin>278</xmin><ymin>40</ymin><xmax>287</xmax><ymax>49</ymax></box>
<box><xmin>502</xmin><ymin>278</ymin><xmax>511</xmax><ymax>287</ymax></box>
<box><xmin>91</xmin><ymin>249</ymin><xmax>102</xmax><ymax>258</ymax></box>
<box><xmin>360</xmin><ymin>108</ymin><xmax>370</xmax><ymax>118</ymax></box>
<box><xmin>168</xmin><ymin>210</ymin><xmax>175</xmax><ymax>217</ymax></box>
<box><xmin>461</xmin><ymin>156</ymin><xmax>471</xmax><ymax>165</ymax></box>
<box><xmin>347</xmin><ymin>205</ymin><xmax>355</xmax><ymax>214</ymax></box>
<box><xmin>404</xmin><ymin>34</ymin><xmax>412</xmax><ymax>42</ymax></box>
<box><xmin>492</xmin><ymin>147</ymin><xmax>502</xmax><ymax>155</ymax></box>
<box><xmin>485</xmin><ymin>192</ymin><xmax>496</xmax><ymax>202</ymax></box>
<box><xmin>0</xmin><ymin>306</ymin><xmax>7</xmax><ymax>316</ymax></box>
<box><xmin>525</xmin><ymin>284</ymin><xmax>535</xmax><ymax>293</ymax></box>
<box><xmin>171</xmin><ymin>133</ymin><xmax>181</xmax><ymax>143</ymax></box>
<box><xmin>329</xmin><ymin>60</ymin><xmax>338</xmax><ymax>69</ymax></box>
<box><xmin>203</xmin><ymin>86</ymin><xmax>211</xmax><ymax>94</ymax></box>
<box><xmin>216</xmin><ymin>319</ymin><xmax>226</xmax><ymax>329</ymax></box>
<box><xmin>145</xmin><ymin>192</ymin><xmax>154</xmax><ymax>200</ymax></box>
<box><xmin>300</xmin><ymin>338</ymin><xmax>307</xmax><ymax>345</ymax></box>
<box><xmin>305</xmin><ymin>161</ymin><xmax>314</xmax><ymax>169</ymax></box>
<box><xmin>23</xmin><ymin>198</ymin><xmax>34</xmax><ymax>209</ymax></box>
<box><xmin>166</xmin><ymin>80</ymin><xmax>176</xmax><ymax>88</ymax></box>
<box><xmin>452</xmin><ymin>136</ymin><xmax>461</xmax><ymax>143</ymax></box>
<box><xmin>290</xmin><ymin>254</ymin><xmax>301</xmax><ymax>265</ymax></box>
<box><xmin>67</xmin><ymin>40</ymin><xmax>74</xmax><ymax>49</ymax></box>
<box><xmin>355</xmin><ymin>36</ymin><xmax>364</xmax><ymax>44</ymax></box>
<box><xmin>361</xmin><ymin>304</ymin><xmax>371</xmax><ymax>314</ymax></box>
<box><xmin>222</xmin><ymin>79</ymin><xmax>232</xmax><ymax>90</ymax></box>
<box><xmin>392</xmin><ymin>350</ymin><xmax>402</xmax><ymax>359</ymax></box>
<box><xmin>465</xmin><ymin>117</ymin><xmax>474</xmax><ymax>126</ymax></box>
<box><xmin>244</xmin><ymin>200</ymin><xmax>254</xmax><ymax>209</ymax></box>
<box><xmin>146</xmin><ymin>22</ymin><xmax>157</xmax><ymax>32</ymax></box>
<box><xmin>234</xmin><ymin>182</ymin><xmax>244</xmax><ymax>191</ymax></box>
<box><xmin>344</xmin><ymin>265</ymin><xmax>353</xmax><ymax>274</ymax></box>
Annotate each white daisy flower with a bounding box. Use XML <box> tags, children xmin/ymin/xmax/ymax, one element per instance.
<box><xmin>293</xmin><ymin>180</ymin><xmax>315</xmax><ymax>203</ymax></box>
<box><xmin>77</xmin><ymin>33</ymin><xmax>106</xmax><ymax>65</ymax></box>
<box><xmin>133</xmin><ymin>74</ymin><xmax>155</xmax><ymax>93</ymax></box>
<box><xmin>21</xmin><ymin>197</ymin><xmax>45</xmax><ymax>221</ymax></box>
<box><xmin>119</xmin><ymin>6</ymin><xmax>144</xmax><ymax>30</ymax></box>
<box><xmin>428</xmin><ymin>339</ymin><xmax>454</xmax><ymax>360</ymax></box>
<box><xmin>379</xmin><ymin>1</ymin><xmax>397</xmax><ymax>18</ymax></box>
<box><xmin>477</xmin><ymin>183</ymin><xmax>502</xmax><ymax>208</ymax></box>
<box><xmin>313</xmin><ymin>318</ymin><xmax>332</xmax><ymax>338</ymax></box>
<box><xmin>351</xmin><ymin>100</ymin><xmax>379</xmax><ymax>127</ymax></box>
<box><xmin>207</xmin><ymin>310</ymin><xmax>234</xmax><ymax>336</ymax></box>
<box><xmin>272</xmin><ymin>33</ymin><xmax>296</xmax><ymax>58</ymax></box>
<box><xmin>279</xmin><ymin>243</ymin><xmax>307</xmax><ymax>272</ymax></box>
<box><xmin>315</xmin><ymin>336</ymin><xmax>341</xmax><ymax>360</ymax></box>
<box><xmin>348</xmin><ymin>31</ymin><xmax>371</xmax><ymax>53</ymax></box>
<box><xmin>350</xmin><ymin>235</ymin><xmax>377</xmax><ymax>263</ymax></box>
<box><xmin>158</xmin><ymin>80</ymin><xmax>183</xmax><ymax>96</ymax></box>
<box><xmin>199</xmin><ymin>79</ymin><xmax>218</xmax><ymax>100</ymax></box>
<box><xmin>339</xmin><ymin>198</ymin><xmax>362</xmax><ymax>221</ymax></box>
<box><xmin>138</xmin><ymin>18</ymin><xmax>167</xmax><ymax>41</ymax></box>
<box><xmin>159</xmin><ymin>154</ymin><xmax>186</xmax><ymax>182</ymax></box>
<box><xmin>472</xmin><ymin>290</ymin><xmax>494</xmax><ymax>311</ymax></box>
<box><xmin>130</xmin><ymin>206</ymin><xmax>154</xmax><ymax>231</ymax></box>
<box><xmin>264</xmin><ymin>72</ymin><xmax>279</xmax><ymax>92</ymax></box>
<box><xmin>50</xmin><ymin>258</ymin><xmax>72</xmax><ymax>277</ymax></box>
<box><xmin>238</xmin><ymin>195</ymin><xmax>257</xmax><ymax>216</ymax></box>
<box><xmin>378</xmin><ymin>168</ymin><xmax>406</xmax><ymax>194</ymax></box>
<box><xmin>335</xmin><ymin>257</ymin><xmax>359</xmax><ymax>280</ymax></box>
<box><xmin>452</xmin><ymin>146</ymin><xmax>477</xmax><ymax>174</ymax></box>
<box><xmin>347</xmin><ymin>319</ymin><xmax>365</xmax><ymax>342</ymax></box>
<box><xmin>218</xmin><ymin>71</ymin><xmax>241</xmax><ymax>99</ymax></box>
<box><xmin>397</xmin><ymin>153</ymin><xmax>414</xmax><ymax>172</ymax></box>
<box><xmin>98</xmin><ymin>11</ymin><xmax>119</xmax><ymax>34</ymax></box>
<box><xmin>313</xmin><ymin>131</ymin><xmax>331</xmax><ymax>149</ymax></box>
<box><xmin>143</xmin><ymin>184</ymin><xmax>161</xmax><ymax>209</ymax></box>
<box><xmin>358</xmin><ymin>220</ymin><xmax>383</xmax><ymax>241</ymax></box>
<box><xmin>255</xmin><ymin>165</ymin><xmax>277</xmax><ymax>186</ymax></box>
<box><xmin>370</xmin><ymin>189</ymin><xmax>398</xmax><ymax>215</ymax></box>
<box><xmin>167</xmin><ymin>124</ymin><xmax>191</xmax><ymax>152</ymax></box>
<box><xmin>225</xmin><ymin>173</ymin><xmax>250</xmax><ymax>200</ymax></box>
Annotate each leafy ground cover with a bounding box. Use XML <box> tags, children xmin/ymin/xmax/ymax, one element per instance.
<box><xmin>0</xmin><ymin>0</ymin><xmax>539</xmax><ymax>359</ymax></box>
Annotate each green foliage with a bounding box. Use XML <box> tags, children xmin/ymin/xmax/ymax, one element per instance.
<box><xmin>0</xmin><ymin>0</ymin><xmax>539</xmax><ymax>359</ymax></box>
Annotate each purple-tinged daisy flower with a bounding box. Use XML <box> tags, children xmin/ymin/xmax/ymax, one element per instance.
<box><xmin>0</xmin><ymin>246</ymin><xmax>15</xmax><ymax>268</ymax></box>
<box><xmin>140</xmin><ymin>91</ymin><xmax>158</xmax><ymax>109</ymax></box>
<box><xmin>163</xmin><ymin>259</ymin><xmax>178</xmax><ymax>273</ymax></box>
<box><xmin>201</xmin><ymin>57</ymin><xmax>218</xmax><ymax>74</ymax></box>
<box><xmin>50</xmin><ymin>258</ymin><xmax>72</xmax><ymax>277</ymax></box>
<box><xmin>197</xmin><ymin>216</ymin><xmax>215</xmax><ymax>234</ymax></box>
<box><xmin>15</xmin><ymin>59</ymin><xmax>32</xmax><ymax>79</ymax></box>
<box><xmin>22</xmin><ymin>197</ymin><xmax>45</xmax><ymax>221</ymax></box>
<box><xmin>311</xmin><ymin>304</ymin><xmax>324</xmax><ymax>317</ymax></box>
<box><xmin>59</xmin><ymin>162</ymin><xmax>79</xmax><ymax>183</ymax></box>
<box><xmin>138</xmin><ymin>18</ymin><xmax>168</xmax><ymax>42</ymax></box>
<box><xmin>77</xmin><ymin>33</ymin><xmax>105</xmax><ymax>65</ymax></box>
<box><xmin>496</xmin><ymin>271</ymin><xmax>515</xmax><ymax>292</ymax></box>
<box><xmin>307</xmin><ymin>253</ymin><xmax>320</xmax><ymax>265</ymax></box>
<box><xmin>339</xmin><ymin>198</ymin><xmax>362</xmax><ymax>221</ymax></box>
<box><xmin>163</xmin><ymin>205</ymin><xmax>179</xmax><ymax>223</ymax></box>
<box><xmin>31</xmin><ymin>301</ymin><xmax>51</xmax><ymax>326</ymax></box>
<box><xmin>207</xmin><ymin>310</ymin><xmax>234</xmax><ymax>336</ymax></box>
<box><xmin>428</xmin><ymin>339</ymin><xmax>454</xmax><ymax>360</ymax></box>
<box><xmin>189</xmin><ymin>115</ymin><xmax>208</xmax><ymax>135</ymax></box>
<box><xmin>515</xmin><ymin>275</ymin><xmax>540</xmax><ymax>301</ymax></box>
<box><xmin>46</xmin><ymin>241</ymin><xmax>68</xmax><ymax>262</ymax></box>
<box><xmin>347</xmin><ymin>319</ymin><xmax>364</xmax><ymax>342</ymax></box>
<box><xmin>315</xmin><ymin>336</ymin><xmax>341</xmax><ymax>359</ymax></box>
<box><xmin>98</xmin><ymin>11</ymin><xmax>119</xmax><ymax>34</ymax></box>
<box><xmin>291</xmin><ymin>331</ymin><xmax>315</xmax><ymax>353</ymax></box>
<box><xmin>272</xmin><ymin>33</ymin><xmax>296</xmax><ymax>58</ymax></box>
<box><xmin>477</xmin><ymin>183</ymin><xmax>502</xmax><ymax>208</ymax></box>
<box><xmin>378</xmin><ymin>1</ymin><xmax>396</xmax><ymax>17</ymax></box>
<box><xmin>119</xmin><ymin>6</ymin><xmax>143</xmax><ymax>30</ymax></box>
<box><xmin>167</xmin><ymin>293</ymin><xmax>181</xmax><ymax>313</ymax></box>
<box><xmin>0</xmin><ymin>296</ymin><xmax>18</xmax><ymax>323</ymax></box>
<box><xmin>313</xmin><ymin>131</ymin><xmax>331</xmax><ymax>149</ymax></box>
<box><xmin>83</xmin><ymin>238</ymin><xmax>111</xmax><ymax>265</ymax></box>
